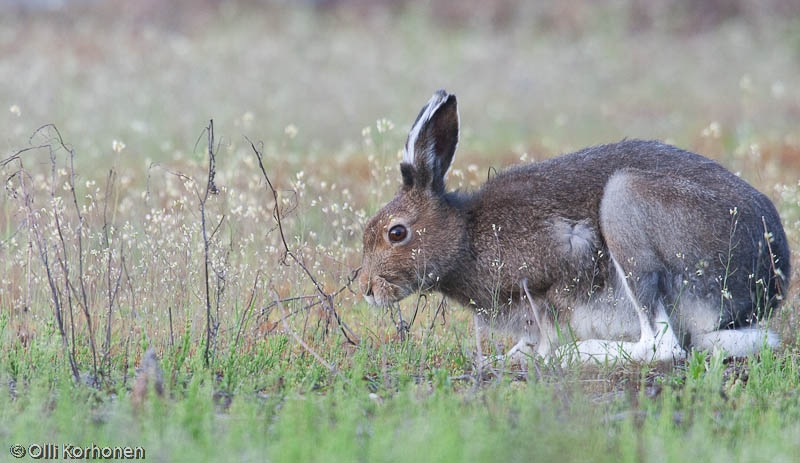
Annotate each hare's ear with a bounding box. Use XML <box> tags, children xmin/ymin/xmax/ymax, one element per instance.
<box><xmin>401</xmin><ymin>90</ymin><xmax>459</xmax><ymax>194</ymax></box>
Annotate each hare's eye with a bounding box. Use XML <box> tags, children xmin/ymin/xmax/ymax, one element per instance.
<box><xmin>388</xmin><ymin>224</ymin><xmax>408</xmax><ymax>243</ymax></box>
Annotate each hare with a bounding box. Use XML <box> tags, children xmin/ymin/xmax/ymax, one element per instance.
<box><xmin>359</xmin><ymin>90</ymin><xmax>790</xmax><ymax>363</ymax></box>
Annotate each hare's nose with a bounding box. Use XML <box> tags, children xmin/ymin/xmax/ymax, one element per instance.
<box><xmin>361</xmin><ymin>279</ymin><xmax>375</xmax><ymax>305</ymax></box>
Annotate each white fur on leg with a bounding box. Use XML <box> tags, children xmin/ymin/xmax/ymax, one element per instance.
<box><xmin>505</xmin><ymin>335</ymin><xmax>542</xmax><ymax>373</ymax></box>
<box><xmin>519</xmin><ymin>278</ymin><xmax>553</xmax><ymax>358</ymax></box>
<box><xmin>692</xmin><ymin>327</ymin><xmax>779</xmax><ymax>357</ymax></box>
<box><xmin>562</xmin><ymin>256</ymin><xmax>686</xmax><ymax>365</ymax></box>
<box><xmin>564</xmin><ymin>318</ymin><xmax>686</xmax><ymax>364</ymax></box>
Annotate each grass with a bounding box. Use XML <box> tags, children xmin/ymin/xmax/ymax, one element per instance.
<box><xmin>1</xmin><ymin>1</ymin><xmax>800</xmax><ymax>462</ymax></box>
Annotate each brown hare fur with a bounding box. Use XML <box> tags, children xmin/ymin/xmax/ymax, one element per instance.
<box><xmin>359</xmin><ymin>90</ymin><xmax>790</xmax><ymax>363</ymax></box>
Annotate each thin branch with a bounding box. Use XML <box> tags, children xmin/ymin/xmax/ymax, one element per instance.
<box><xmin>10</xmin><ymin>145</ymin><xmax>80</xmax><ymax>383</ymax></box>
<box><xmin>101</xmin><ymin>169</ymin><xmax>124</xmax><ymax>377</ymax></box>
<box><xmin>761</xmin><ymin>216</ymin><xmax>785</xmax><ymax>313</ymax></box>
<box><xmin>233</xmin><ymin>270</ymin><xmax>261</xmax><ymax>351</ymax></box>
<box><xmin>44</xmin><ymin>126</ymin><xmax>98</xmax><ymax>383</ymax></box>
<box><xmin>272</xmin><ymin>290</ymin><xmax>336</xmax><ymax>374</ymax></box>
<box><xmin>202</xmin><ymin>119</ymin><xmax>220</xmax><ymax>367</ymax></box>
<box><xmin>247</xmin><ymin>137</ymin><xmax>360</xmax><ymax>345</ymax></box>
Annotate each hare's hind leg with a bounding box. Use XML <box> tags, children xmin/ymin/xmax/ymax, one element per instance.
<box><xmin>567</xmin><ymin>170</ymin><xmax>692</xmax><ymax>364</ymax></box>
<box><xmin>565</xmin><ymin>255</ymin><xmax>686</xmax><ymax>363</ymax></box>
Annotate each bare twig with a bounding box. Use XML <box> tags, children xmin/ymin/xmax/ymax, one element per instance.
<box><xmin>233</xmin><ymin>270</ymin><xmax>262</xmax><ymax>351</ymax></box>
<box><xmin>761</xmin><ymin>216</ymin><xmax>784</xmax><ymax>303</ymax></box>
<box><xmin>41</xmin><ymin>125</ymin><xmax>99</xmax><ymax>384</ymax></box>
<box><xmin>247</xmin><ymin>137</ymin><xmax>360</xmax><ymax>345</ymax></box>
<box><xmin>410</xmin><ymin>293</ymin><xmax>427</xmax><ymax>328</ymax></box>
<box><xmin>64</xmin><ymin>127</ymin><xmax>98</xmax><ymax>381</ymax></box>
<box><xmin>473</xmin><ymin>313</ymin><xmax>484</xmax><ymax>383</ymax></box>
<box><xmin>389</xmin><ymin>303</ymin><xmax>410</xmax><ymax>341</ymax></box>
<box><xmin>202</xmin><ymin>120</ymin><xmax>221</xmax><ymax>367</ymax></box>
<box><xmin>0</xmin><ymin>144</ymin><xmax>51</xmax><ymax>168</ymax></box>
<box><xmin>101</xmin><ymin>168</ymin><xmax>124</xmax><ymax>379</ymax></box>
<box><xmin>271</xmin><ymin>290</ymin><xmax>336</xmax><ymax>374</ymax></box>
<box><xmin>168</xmin><ymin>306</ymin><xmax>175</xmax><ymax>348</ymax></box>
<box><xmin>430</xmin><ymin>297</ymin><xmax>448</xmax><ymax>330</ymax></box>
<box><xmin>7</xmin><ymin>131</ymin><xmax>80</xmax><ymax>383</ymax></box>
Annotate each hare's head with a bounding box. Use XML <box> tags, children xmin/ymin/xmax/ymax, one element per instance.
<box><xmin>360</xmin><ymin>90</ymin><xmax>467</xmax><ymax>306</ymax></box>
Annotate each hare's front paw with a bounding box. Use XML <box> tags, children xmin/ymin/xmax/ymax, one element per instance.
<box><xmin>506</xmin><ymin>336</ymin><xmax>551</xmax><ymax>361</ymax></box>
<box><xmin>506</xmin><ymin>338</ymin><xmax>534</xmax><ymax>359</ymax></box>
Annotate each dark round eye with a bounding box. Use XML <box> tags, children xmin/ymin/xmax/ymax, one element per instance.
<box><xmin>388</xmin><ymin>224</ymin><xmax>408</xmax><ymax>243</ymax></box>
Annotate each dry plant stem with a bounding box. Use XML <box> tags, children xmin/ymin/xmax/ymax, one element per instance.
<box><xmin>64</xmin><ymin>128</ymin><xmax>99</xmax><ymax>381</ymax></box>
<box><xmin>233</xmin><ymin>270</ymin><xmax>262</xmax><ymax>351</ymax></box>
<box><xmin>53</xmin><ymin>215</ymin><xmax>78</xmax><ymax>366</ymax></box>
<box><xmin>166</xmin><ymin>306</ymin><xmax>174</xmax><ymax>348</ymax></box>
<box><xmin>43</xmin><ymin>126</ymin><xmax>99</xmax><ymax>383</ymax></box>
<box><xmin>389</xmin><ymin>303</ymin><xmax>409</xmax><ymax>341</ymax></box>
<box><xmin>201</xmin><ymin>120</ymin><xmax>221</xmax><ymax>367</ymax></box>
<box><xmin>271</xmin><ymin>290</ymin><xmax>336</xmax><ymax>374</ymax></box>
<box><xmin>101</xmin><ymin>168</ymin><xmax>124</xmax><ymax>377</ymax></box>
<box><xmin>473</xmin><ymin>313</ymin><xmax>484</xmax><ymax>383</ymax></box>
<box><xmin>429</xmin><ymin>297</ymin><xmax>448</xmax><ymax>330</ymax></box>
<box><xmin>247</xmin><ymin>138</ymin><xmax>360</xmax><ymax>345</ymax></box>
<box><xmin>145</xmin><ymin>143</ymin><xmax>220</xmax><ymax>360</ymax></box>
<box><xmin>409</xmin><ymin>294</ymin><xmax>427</xmax><ymax>328</ymax></box>
<box><xmin>762</xmin><ymin>216</ymin><xmax>784</xmax><ymax>303</ymax></box>
<box><xmin>8</xmin><ymin>137</ymin><xmax>80</xmax><ymax>383</ymax></box>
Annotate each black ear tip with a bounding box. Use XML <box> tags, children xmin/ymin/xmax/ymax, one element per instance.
<box><xmin>434</xmin><ymin>88</ymin><xmax>455</xmax><ymax>97</ymax></box>
<box><xmin>439</xmin><ymin>91</ymin><xmax>456</xmax><ymax>108</ymax></box>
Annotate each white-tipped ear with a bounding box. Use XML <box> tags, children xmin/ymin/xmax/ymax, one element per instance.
<box><xmin>401</xmin><ymin>90</ymin><xmax>459</xmax><ymax>194</ymax></box>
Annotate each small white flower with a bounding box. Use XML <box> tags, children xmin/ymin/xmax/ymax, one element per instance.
<box><xmin>112</xmin><ymin>139</ymin><xmax>126</xmax><ymax>153</ymax></box>
<box><xmin>701</xmin><ymin>121</ymin><xmax>721</xmax><ymax>139</ymax></box>
<box><xmin>284</xmin><ymin>124</ymin><xmax>298</xmax><ymax>139</ymax></box>
<box><xmin>9</xmin><ymin>104</ymin><xmax>21</xmax><ymax>116</ymax></box>
<box><xmin>375</xmin><ymin>118</ymin><xmax>394</xmax><ymax>134</ymax></box>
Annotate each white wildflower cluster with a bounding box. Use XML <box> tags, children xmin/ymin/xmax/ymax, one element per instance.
<box><xmin>375</xmin><ymin>118</ymin><xmax>394</xmax><ymax>134</ymax></box>
<box><xmin>112</xmin><ymin>139</ymin><xmax>126</xmax><ymax>153</ymax></box>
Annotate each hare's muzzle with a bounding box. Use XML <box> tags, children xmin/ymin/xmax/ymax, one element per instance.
<box><xmin>359</xmin><ymin>272</ymin><xmax>376</xmax><ymax>305</ymax></box>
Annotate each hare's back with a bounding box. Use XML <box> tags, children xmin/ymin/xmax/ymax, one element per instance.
<box><xmin>534</xmin><ymin>139</ymin><xmax>735</xmax><ymax>184</ymax></box>
<box><xmin>486</xmin><ymin>139</ymin><xmax>762</xmax><ymax>208</ymax></box>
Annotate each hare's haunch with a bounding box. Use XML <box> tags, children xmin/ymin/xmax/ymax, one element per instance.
<box><xmin>360</xmin><ymin>90</ymin><xmax>790</xmax><ymax>363</ymax></box>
